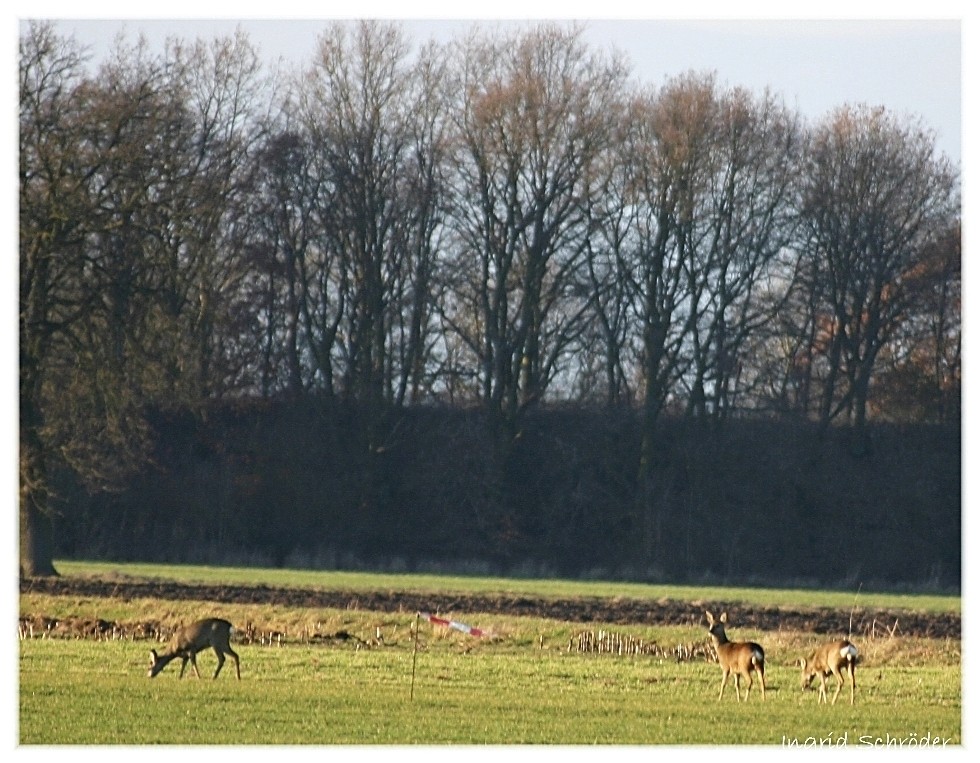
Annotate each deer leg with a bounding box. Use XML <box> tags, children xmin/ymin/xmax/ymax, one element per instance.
<box><xmin>188</xmin><ymin>652</ymin><xmax>202</xmax><ymax>679</ymax></box>
<box><xmin>719</xmin><ymin>669</ymin><xmax>730</xmax><ymax>701</ymax></box>
<box><xmin>178</xmin><ymin>655</ymin><xmax>189</xmax><ymax>679</ymax></box>
<box><xmin>213</xmin><ymin>648</ymin><xmax>225</xmax><ymax>679</ymax></box>
<box><xmin>758</xmin><ymin>667</ymin><xmax>766</xmax><ymax>701</ymax></box>
<box><xmin>734</xmin><ymin>673</ymin><xmax>743</xmax><ymax>702</ymax></box>
<box><xmin>743</xmin><ymin>671</ymin><xmax>753</xmax><ymax>701</ymax></box>
<box><xmin>818</xmin><ymin>674</ymin><xmax>828</xmax><ymax>703</ymax></box>
<box><xmin>848</xmin><ymin>664</ymin><xmax>856</xmax><ymax>705</ymax></box>
<box><xmin>831</xmin><ymin>667</ymin><xmax>844</xmax><ymax>705</ymax></box>
<box><xmin>227</xmin><ymin>647</ymin><xmax>241</xmax><ymax>680</ymax></box>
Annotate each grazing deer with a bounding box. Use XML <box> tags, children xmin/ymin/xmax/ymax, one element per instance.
<box><xmin>798</xmin><ymin>639</ymin><xmax>858</xmax><ymax>705</ymax></box>
<box><xmin>148</xmin><ymin>618</ymin><xmax>240</xmax><ymax>680</ymax></box>
<box><xmin>705</xmin><ymin>610</ymin><xmax>766</xmax><ymax>701</ymax></box>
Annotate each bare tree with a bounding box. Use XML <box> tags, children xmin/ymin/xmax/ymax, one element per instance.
<box><xmin>626</xmin><ymin>74</ymin><xmax>719</xmax><ymax>478</ymax></box>
<box><xmin>681</xmin><ymin>84</ymin><xmax>803</xmax><ymax>422</ymax></box>
<box><xmin>388</xmin><ymin>40</ymin><xmax>454</xmax><ymax>407</ymax></box>
<box><xmin>865</xmin><ymin>221</ymin><xmax>961</xmax><ymax>422</ymax></box>
<box><xmin>581</xmin><ymin>123</ymin><xmax>640</xmax><ymax>407</ymax></box>
<box><xmin>153</xmin><ymin>31</ymin><xmax>266</xmax><ymax>402</ymax></box>
<box><xmin>19</xmin><ymin>25</ymin><xmax>173</xmax><ymax>575</ymax></box>
<box><xmin>292</xmin><ymin>21</ymin><xmax>441</xmax><ymax>420</ymax></box>
<box><xmin>20</xmin><ymin>23</ymin><xmax>90</xmax><ymax>576</ymax></box>
<box><xmin>19</xmin><ymin>23</ymin><xmax>266</xmax><ymax>576</ymax></box>
<box><xmin>797</xmin><ymin>104</ymin><xmax>958</xmax><ymax>441</ymax></box>
<box><xmin>446</xmin><ymin>24</ymin><xmax>629</xmax><ymax>434</ymax></box>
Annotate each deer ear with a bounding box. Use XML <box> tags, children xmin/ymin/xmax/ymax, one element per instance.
<box><xmin>797</xmin><ymin>658</ymin><xmax>806</xmax><ymax>668</ymax></box>
<box><xmin>719</xmin><ymin>612</ymin><xmax>728</xmax><ymax>623</ymax></box>
<box><xmin>705</xmin><ymin>611</ymin><xmax>713</xmax><ymax>623</ymax></box>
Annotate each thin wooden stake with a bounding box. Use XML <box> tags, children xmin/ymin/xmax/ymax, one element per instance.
<box><xmin>410</xmin><ymin>611</ymin><xmax>420</xmax><ymax>701</ymax></box>
<box><xmin>848</xmin><ymin>582</ymin><xmax>862</xmax><ymax>640</ymax></box>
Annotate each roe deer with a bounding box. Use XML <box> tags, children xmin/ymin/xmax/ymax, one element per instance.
<box><xmin>705</xmin><ymin>610</ymin><xmax>766</xmax><ymax>701</ymax></box>
<box><xmin>798</xmin><ymin>639</ymin><xmax>858</xmax><ymax>705</ymax></box>
<box><xmin>148</xmin><ymin>618</ymin><xmax>240</xmax><ymax>680</ymax></box>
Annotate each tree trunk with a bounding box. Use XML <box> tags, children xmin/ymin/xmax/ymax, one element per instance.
<box><xmin>19</xmin><ymin>430</ymin><xmax>58</xmax><ymax>577</ymax></box>
<box><xmin>20</xmin><ymin>497</ymin><xmax>58</xmax><ymax>578</ymax></box>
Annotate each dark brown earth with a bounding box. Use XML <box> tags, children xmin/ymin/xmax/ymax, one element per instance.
<box><xmin>20</xmin><ymin>576</ymin><xmax>959</xmax><ymax>640</ymax></box>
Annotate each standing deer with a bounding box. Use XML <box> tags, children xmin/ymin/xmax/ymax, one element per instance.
<box><xmin>798</xmin><ymin>639</ymin><xmax>858</xmax><ymax>705</ymax></box>
<box><xmin>705</xmin><ymin>610</ymin><xmax>766</xmax><ymax>701</ymax></box>
<box><xmin>147</xmin><ymin>618</ymin><xmax>240</xmax><ymax>680</ymax></box>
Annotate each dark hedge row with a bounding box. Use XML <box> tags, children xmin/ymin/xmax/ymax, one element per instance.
<box><xmin>52</xmin><ymin>399</ymin><xmax>961</xmax><ymax>590</ymax></box>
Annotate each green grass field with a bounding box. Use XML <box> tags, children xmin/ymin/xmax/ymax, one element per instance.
<box><xmin>18</xmin><ymin>561</ymin><xmax>962</xmax><ymax>746</ymax></box>
<box><xmin>50</xmin><ymin>559</ymin><xmax>961</xmax><ymax>612</ymax></box>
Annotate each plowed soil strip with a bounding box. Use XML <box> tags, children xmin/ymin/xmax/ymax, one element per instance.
<box><xmin>20</xmin><ymin>576</ymin><xmax>959</xmax><ymax>639</ymax></box>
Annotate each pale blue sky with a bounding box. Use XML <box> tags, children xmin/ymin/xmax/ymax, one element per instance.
<box><xmin>25</xmin><ymin>6</ymin><xmax>966</xmax><ymax>165</ymax></box>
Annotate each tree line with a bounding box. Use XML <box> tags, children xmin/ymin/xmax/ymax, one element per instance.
<box><xmin>20</xmin><ymin>21</ymin><xmax>960</xmax><ymax>579</ymax></box>
<box><xmin>53</xmin><ymin>402</ymin><xmax>960</xmax><ymax>588</ymax></box>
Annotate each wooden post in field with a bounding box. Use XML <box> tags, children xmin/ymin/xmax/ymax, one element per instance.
<box><xmin>410</xmin><ymin>611</ymin><xmax>420</xmax><ymax>701</ymax></box>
